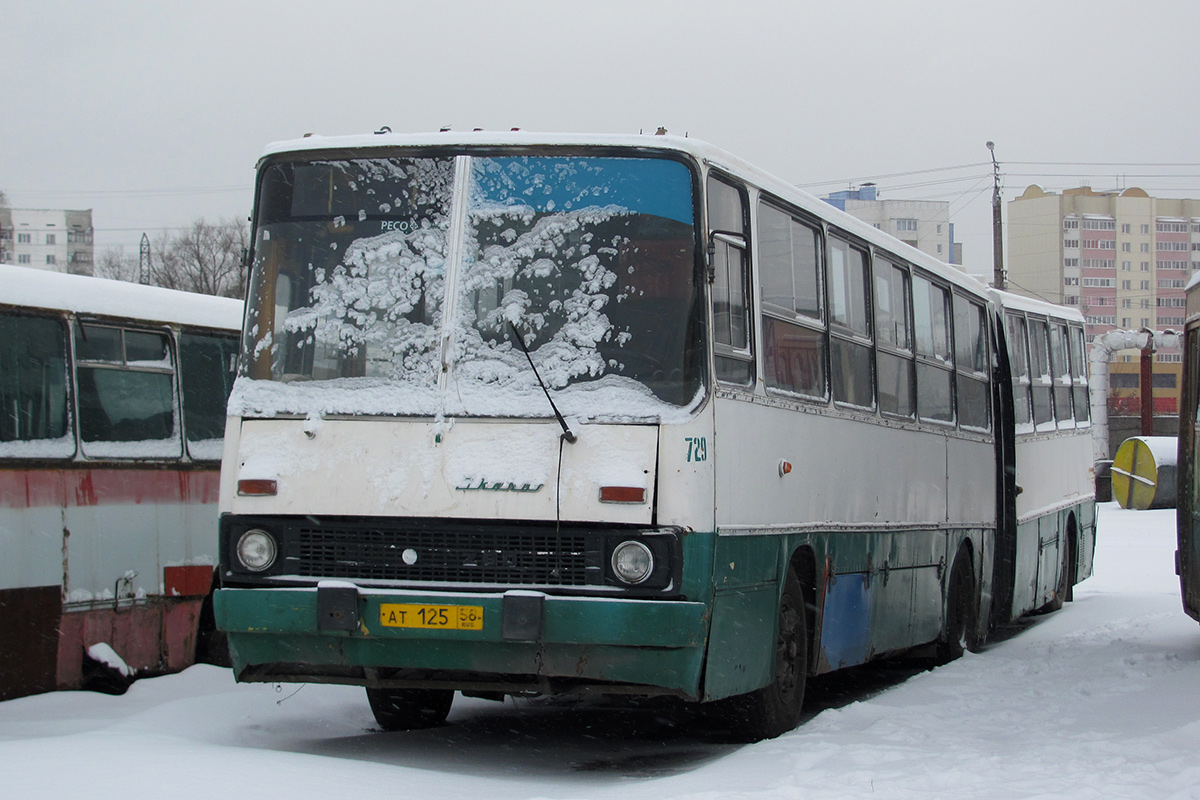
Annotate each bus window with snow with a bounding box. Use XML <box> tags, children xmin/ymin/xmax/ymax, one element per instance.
<box><xmin>242</xmin><ymin>154</ymin><xmax>704</xmax><ymax>416</ymax></box>
<box><xmin>180</xmin><ymin>332</ymin><xmax>240</xmax><ymax>460</ymax></box>
<box><xmin>0</xmin><ymin>312</ymin><xmax>72</xmax><ymax>458</ymax></box>
<box><xmin>75</xmin><ymin>324</ymin><xmax>178</xmax><ymax>457</ymax></box>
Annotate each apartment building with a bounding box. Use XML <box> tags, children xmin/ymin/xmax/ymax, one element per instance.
<box><xmin>823</xmin><ymin>184</ymin><xmax>961</xmax><ymax>266</ymax></box>
<box><xmin>0</xmin><ymin>208</ymin><xmax>94</xmax><ymax>275</ymax></box>
<box><xmin>1007</xmin><ymin>184</ymin><xmax>1200</xmax><ymax>412</ymax></box>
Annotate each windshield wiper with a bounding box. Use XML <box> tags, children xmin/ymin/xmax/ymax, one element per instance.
<box><xmin>508</xmin><ymin>321</ymin><xmax>577</xmax><ymax>444</ymax></box>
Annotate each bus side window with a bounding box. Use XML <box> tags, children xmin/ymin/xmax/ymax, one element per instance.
<box><xmin>180</xmin><ymin>332</ymin><xmax>239</xmax><ymax>460</ymax></box>
<box><xmin>1068</xmin><ymin>325</ymin><xmax>1090</xmax><ymax>424</ymax></box>
<box><xmin>1005</xmin><ymin>313</ymin><xmax>1032</xmax><ymax>429</ymax></box>
<box><xmin>708</xmin><ymin>176</ymin><xmax>753</xmax><ymax>385</ymax></box>
<box><xmin>1028</xmin><ymin>318</ymin><xmax>1054</xmax><ymax>429</ymax></box>
<box><xmin>874</xmin><ymin>257</ymin><xmax>914</xmax><ymax>418</ymax></box>
<box><xmin>0</xmin><ymin>312</ymin><xmax>72</xmax><ymax>453</ymax></box>
<box><xmin>759</xmin><ymin>200</ymin><xmax>826</xmax><ymax>400</ymax></box>
<box><xmin>1049</xmin><ymin>323</ymin><xmax>1073</xmax><ymax>425</ymax></box>
<box><xmin>954</xmin><ymin>294</ymin><xmax>990</xmax><ymax>430</ymax></box>
<box><xmin>913</xmin><ymin>275</ymin><xmax>953</xmax><ymax>423</ymax></box>
<box><xmin>75</xmin><ymin>324</ymin><xmax>177</xmax><ymax>447</ymax></box>
<box><xmin>827</xmin><ymin>236</ymin><xmax>874</xmax><ymax>409</ymax></box>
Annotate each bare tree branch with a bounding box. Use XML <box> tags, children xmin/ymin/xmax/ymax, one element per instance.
<box><xmin>147</xmin><ymin>217</ymin><xmax>248</xmax><ymax>298</ymax></box>
<box><xmin>95</xmin><ymin>246</ymin><xmax>139</xmax><ymax>282</ymax></box>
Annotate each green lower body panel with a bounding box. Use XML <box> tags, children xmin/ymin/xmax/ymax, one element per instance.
<box><xmin>215</xmin><ymin>587</ymin><xmax>709</xmax><ymax>699</ymax></box>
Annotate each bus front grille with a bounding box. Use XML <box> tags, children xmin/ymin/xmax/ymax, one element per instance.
<box><xmin>295</xmin><ymin>525</ymin><xmax>594</xmax><ymax>586</ymax></box>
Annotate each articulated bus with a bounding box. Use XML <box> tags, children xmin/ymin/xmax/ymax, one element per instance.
<box><xmin>0</xmin><ymin>264</ymin><xmax>242</xmax><ymax>699</ymax></box>
<box><xmin>214</xmin><ymin>132</ymin><xmax>1095</xmax><ymax>740</ymax></box>
<box><xmin>1178</xmin><ymin>273</ymin><xmax>1200</xmax><ymax>622</ymax></box>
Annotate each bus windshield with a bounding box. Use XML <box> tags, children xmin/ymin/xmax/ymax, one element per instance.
<box><xmin>241</xmin><ymin>153</ymin><xmax>704</xmax><ymax>419</ymax></box>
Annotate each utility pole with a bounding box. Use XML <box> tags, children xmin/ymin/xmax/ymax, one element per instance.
<box><xmin>987</xmin><ymin>141</ymin><xmax>1006</xmax><ymax>290</ymax></box>
<box><xmin>139</xmin><ymin>233</ymin><xmax>150</xmax><ymax>285</ymax></box>
<box><xmin>1140</xmin><ymin>328</ymin><xmax>1155</xmax><ymax>436</ymax></box>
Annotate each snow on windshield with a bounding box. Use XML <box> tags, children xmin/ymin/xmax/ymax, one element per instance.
<box><xmin>233</xmin><ymin>154</ymin><xmax>703</xmax><ymax>421</ymax></box>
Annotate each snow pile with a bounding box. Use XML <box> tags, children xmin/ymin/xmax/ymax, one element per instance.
<box><xmin>85</xmin><ymin>643</ymin><xmax>133</xmax><ymax>678</ymax></box>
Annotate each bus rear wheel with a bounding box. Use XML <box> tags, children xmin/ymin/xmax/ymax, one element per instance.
<box><xmin>936</xmin><ymin>548</ymin><xmax>977</xmax><ymax>664</ymax></box>
<box><xmin>726</xmin><ymin>570</ymin><xmax>808</xmax><ymax>742</ymax></box>
<box><xmin>1039</xmin><ymin>533</ymin><xmax>1075</xmax><ymax>614</ymax></box>
<box><xmin>366</xmin><ymin>687</ymin><xmax>454</xmax><ymax>731</ymax></box>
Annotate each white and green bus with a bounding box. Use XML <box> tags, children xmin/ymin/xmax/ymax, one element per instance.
<box><xmin>214</xmin><ymin>131</ymin><xmax>1094</xmax><ymax>740</ymax></box>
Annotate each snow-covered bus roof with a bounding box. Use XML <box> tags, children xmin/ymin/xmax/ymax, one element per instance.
<box><xmin>259</xmin><ymin>130</ymin><xmax>993</xmax><ymax>299</ymax></box>
<box><xmin>989</xmin><ymin>287</ymin><xmax>1086</xmax><ymax>324</ymax></box>
<box><xmin>0</xmin><ymin>264</ymin><xmax>244</xmax><ymax>332</ymax></box>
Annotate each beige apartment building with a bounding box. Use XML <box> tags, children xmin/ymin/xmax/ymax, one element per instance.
<box><xmin>1007</xmin><ymin>185</ymin><xmax>1200</xmax><ymax>412</ymax></box>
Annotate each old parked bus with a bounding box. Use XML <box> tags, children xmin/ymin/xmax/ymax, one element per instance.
<box><xmin>214</xmin><ymin>131</ymin><xmax>1094</xmax><ymax>740</ymax></box>
<box><xmin>0</xmin><ymin>265</ymin><xmax>242</xmax><ymax>699</ymax></box>
<box><xmin>1177</xmin><ymin>272</ymin><xmax>1200</xmax><ymax>622</ymax></box>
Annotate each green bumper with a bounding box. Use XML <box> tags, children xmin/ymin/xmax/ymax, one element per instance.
<box><xmin>215</xmin><ymin>587</ymin><xmax>710</xmax><ymax>698</ymax></box>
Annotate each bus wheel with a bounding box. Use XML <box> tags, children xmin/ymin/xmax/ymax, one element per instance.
<box><xmin>726</xmin><ymin>570</ymin><xmax>808</xmax><ymax>742</ymax></box>
<box><xmin>936</xmin><ymin>548</ymin><xmax>977</xmax><ymax>664</ymax></box>
<box><xmin>366</xmin><ymin>688</ymin><xmax>454</xmax><ymax>731</ymax></box>
<box><xmin>1040</xmin><ymin>538</ymin><xmax>1072</xmax><ymax>613</ymax></box>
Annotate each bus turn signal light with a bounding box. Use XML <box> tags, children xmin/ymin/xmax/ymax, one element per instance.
<box><xmin>779</xmin><ymin>460</ymin><xmax>793</xmax><ymax>477</ymax></box>
<box><xmin>599</xmin><ymin>486</ymin><xmax>646</xmax><ymax>504</ymax></box>
<box><xmin>238</xmin><ymin>479</ymin><xmax>278</xmax><ymax>497</ymax></box>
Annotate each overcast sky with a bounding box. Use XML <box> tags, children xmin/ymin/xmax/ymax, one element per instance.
<box><xmin>4</xmin><ymin>0</ymin><xmax>1198</xmax><ymax>282</ymax></box>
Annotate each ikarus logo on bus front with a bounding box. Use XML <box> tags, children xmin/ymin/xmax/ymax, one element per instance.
<box><xmin>455</xmin><ymin>478</ymin><xmax>546</xmax><ymax>493</ymax></box>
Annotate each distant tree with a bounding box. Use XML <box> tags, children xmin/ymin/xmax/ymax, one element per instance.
<box><xmin>151</xmin><ymin>217</ymin><xmax>249</xmax><ymax>298</ymax></box>
<box><xmin>95</xmin><ymin>246</ymin><xmax>139</xmax><ymax>283</ymax></box>
<box><xmin>95</xmin><ymin>217</ymin><xmax>248</xmax><ymax>298</ymax></box>
<box><xmin>0</xmin><ymin>188</ymin><xmax>9</xmax><ymax>207</ymax></box>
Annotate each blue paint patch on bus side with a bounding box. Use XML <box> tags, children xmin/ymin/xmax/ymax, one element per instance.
<box><xmin>820</xmin><ymin>573</ymin><xmax>872</xmax><ymax>669</ymax></box>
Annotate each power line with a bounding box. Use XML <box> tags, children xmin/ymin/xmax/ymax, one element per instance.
<box><xmin>798</xmin><ymin>162</ymin><xmax>991</xmax><ymax>189</ymax></box>
<box><xmin>1007</xmin><ymin>172</ymin><xmax>1200</xmax><ymax>180</ymax></box>
<box><xmin>1010</xmin><ymin>161</ymin><xmax>1200</xmax><ymax>168</ymax></box>
<box><xmin>11</xmin><ymin>185</ymin><xmax>251</xmax><ymax>199</ymax></box>
<box><xmin>801</xmin><ymin>160</ymin><xmax>1200</xmax><ymax>196</ymax></box>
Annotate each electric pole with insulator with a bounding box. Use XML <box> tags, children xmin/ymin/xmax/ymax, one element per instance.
<box><xmin>987</xmin><ymin>141</ymin><xmax>1006</xmax><ymax>290</ymax></box>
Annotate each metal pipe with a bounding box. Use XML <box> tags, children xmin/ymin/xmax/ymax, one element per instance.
<box><xmin>1089</xmin><ymin>328</ymin><xmax>1181</xmax><ymax>463</ymax></box>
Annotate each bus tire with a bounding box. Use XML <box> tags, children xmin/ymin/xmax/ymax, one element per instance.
<box><xmin>366</xmin><ymin>687</ymin><xmax>454</xmax><ymax>731</ymax></box>
<box><xmin>725</xmin><ymin>569</ymin><xmax>808</xmax><ymax>742</ymax></box>
<box><xmin>936</xmin><ymin>547</ymin><xmax>977</xmax><ymax>664</ymax></box>
<box><xmin>1041</xmin><ymin>539</ymin><xmax>1072</xmax><ymax>613</ymax></box>
<box><xmin>1064</xmin><ymin>530</ymin><xmax>1077</xmax><ymax>603</ymax></box>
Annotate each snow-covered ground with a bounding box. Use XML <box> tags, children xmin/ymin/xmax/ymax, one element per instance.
<box><xmin>2</xmin><ymin>502</ymin><xmax>1197</xmax><ymax>799</ymax></box>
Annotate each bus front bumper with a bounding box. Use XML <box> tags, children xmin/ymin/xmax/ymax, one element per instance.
<box><xmin>214</xmin><ymin>586</ymin><xmax>710</xmax><ymax>699</ymax></box>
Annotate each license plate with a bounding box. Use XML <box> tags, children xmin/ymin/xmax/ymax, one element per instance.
<box><xmin>379</xmin><ymin>603</ymin><xmax>483</xmax><ymax>630</ymax></box>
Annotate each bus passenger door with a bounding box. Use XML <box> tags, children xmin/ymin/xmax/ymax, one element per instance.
<box><xmin>991</xmin><ymin>310</ymin><xmax>1019</xmax><ymax>627</ymax></box>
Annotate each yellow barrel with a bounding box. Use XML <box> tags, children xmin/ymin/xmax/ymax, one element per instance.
<box><xmin>1111</xmin><ymin>436</ymin><xmax>1178</xmax><ymax>510</ymax></box>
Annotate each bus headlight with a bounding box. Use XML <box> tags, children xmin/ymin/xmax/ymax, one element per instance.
<box><xmin>611</xmin><ymin>540</ymin><xmax>654</xmax><ymax>585</ymax></box>
<box><xmin>236</xmin><ymin>529</ymin><xmax>278</xmax><ymax>572</ymax></box>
